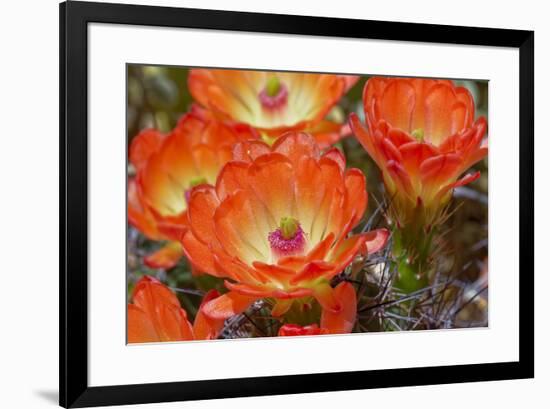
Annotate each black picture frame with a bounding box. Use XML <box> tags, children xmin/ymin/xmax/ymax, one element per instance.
<box><xmin>60</xmin><ymin>1</ymin><xmax>534</xmax><ymax>407</ymax></box>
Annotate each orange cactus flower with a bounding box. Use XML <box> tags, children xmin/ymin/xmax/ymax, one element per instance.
<box><xmin>188</xmin><ymin>69</ymin><xmax>358</xmax><ymax>147</ymax></box>
<box><xmin>128</xmin><ymin>109</ymin><xmax>258</xmax><ymax>269</ymax></box>
<box><xmin>350</xmin><ymin>77</ymin><xmax>488</xmax><ymax>227</ymax></box>
<box><xmin>180</xmin><ymin>132</ymin><xmax>388</xmax><ymax>331</ymax></box>
<box><xmin>128</xmin><ymin>275</ymin><xmax>224</xmax><ymax>343</ymax></box>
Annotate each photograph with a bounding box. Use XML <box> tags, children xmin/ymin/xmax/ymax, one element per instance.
<box><xmin>126</xmin><ymin>66</ymin><xmax>489</xmax><ymax>343</ymax></box>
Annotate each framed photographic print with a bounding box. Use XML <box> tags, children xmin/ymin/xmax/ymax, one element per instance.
<box><xmin>60</xmin><ymin>1</ymin><xmax>534</xmax><ymax>407</ymax></box>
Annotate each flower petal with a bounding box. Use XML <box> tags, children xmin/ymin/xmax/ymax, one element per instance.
<box><xmin>328</xmin><ymin>233</ymin><xmax>373</xmax><ymax>274</ymax></box>
<box><xmin>214</xmin><ymin>190</ymin><xmax>270</xmax><ymax>264</ymax></box>
<box><xmin>312</xmin><ymin>282</ymin><xmax>341</xmax><ymax>314</ymax></box>
<box><xmin>129</xmin><ymin>129</ymin><xmax>164</xmax><ymax>169</ymax></box>
<box><xmin>128</xmin><ymin>178</ymin><xmax>162</xmax><ymax>240</ymax></box>
<box><xmin>272</xmin><ymin>132</ymin><xmax>320</xmax><ymax>164</ymax></box>
<box><xmin>278</xmin><ymin>323</ymin><xmax>327</xmax><ymax>336</ymax></box>
<box><xmin>322</xmin><ymin>147</ymin><xmax>346</xmax><ymax>171</ymax></box>
<box><xmin>143</xmin><ymin>241</ymin><xmax>184</xmax><ymax>270</ymax></box>
<box><xmin>202</xmin><ymin>291</ymin><xmax>258</xmax><ymax>320</ymax></box>
<box><xmin>363</xmin><ymin>228</ymin><xmax>390</xmax><ymax>255</ymax></box>
<box><xmin>321</xmin><ymin>282</ymin><xmax>357</xmax><ymax>334</ymax></box>
<box><xmin>434</xmin><ymin>171</ymin><xmax>481</xmax><ymax>203</ymax></box>
<box><xmin>180</xmin><ymin>230</ymin><xmax>222</xmax><ymax>277</ymax></box>
<box><xmin>193</xmin><ymin>290</ymin><xmax>225</xmax><ymax>340</ymax></box>
<box><xmin>232</xmin><ymin>140</ymin><xmax>271</xmax><ymax>162</ymax></box>
<box><xmin>128</xmin><ymin>305</ymin><xmax>159</xmax><ymax>343</ymax></box>
<box><xmin>129</xmin><ymin>276</ymin><xmax>194</xmax><ymax>342</ymax></box>
<box><xmin>377</xmin><ymin>79</ymin><xmax>416</xmax><ymax>132</ymax></box>
<box><xmin>187</xmin><ymin>184</ymin><xmax>220</xmax><ymax>245</ymax></box>
<box><xmin>290</xmin><ymin>261</ymin><xmax>335</xmax><ymax>285</ymax></box>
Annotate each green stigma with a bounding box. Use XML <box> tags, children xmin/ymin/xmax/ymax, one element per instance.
<box><xmin>261</xmin><ymin>132</ymin><xmax>277</xmax><ymax>145</ymax></box>
<box><xmin>189</xmin><ymin>176</ymin><xmax>207</xmax><ymax>188</ymax></box>
<box><xmin>279</xmin><ymin>217</ymin><xmax>299</xmax><ymax>240</ymax></box>
<box><xmin>411</xmin><ymin>128</ymin><xmax>424</xmax><ymax>142</ymax></box>
<box><xmin>265</xmin><ymin>76</ymin><xmax>281</xmax><ymax>97</ymax></box>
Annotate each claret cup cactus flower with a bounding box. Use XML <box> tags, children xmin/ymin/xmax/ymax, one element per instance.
<box><xmin>350</xmin><ymin>77</ymin><xmax>488</xmax><ymax>230</ymax></box>
<box><xmin>180</xmin><ymin>132</ymin><xmax>388</xmax><ymax>333</ymax></box>
<box><xmin>127</xmin><ymin>276</ymin><xmax>224</xmax><ymax>343</ymax></box>
<box><xmin>188</xmin><ymin>69</ymin><xmax>358</xmax><ymax>147</ymax></box>
<box><xmin>350</xmin><ymin>77</ymin><xmax>488</xmax><ymax>291</ymax></box>
<box><xmin>128</xmin><ymin>110</ymin><xmax>257</xmax><ymax>269</ymax></box>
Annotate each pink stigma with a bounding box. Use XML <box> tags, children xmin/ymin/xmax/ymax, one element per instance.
<box><xmin>259</xmin><ymin>84</ymin><xmax>288</xmax><ymax>110</ymax></box>
<box><xmin>268</xmin><ymin>224</ymin><xmax>306</xmax><ymax>258</ymax></box>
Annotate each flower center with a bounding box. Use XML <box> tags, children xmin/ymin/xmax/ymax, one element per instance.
<box><xmin>259</xmin><ymin>76</ymin><xmax>288</xmax><ymax>110</ymax></box>
<box><xmin>184</xmin><ymin>176</ymin><xmax>208</xmax><ymax>203</ymax></box>
<box><xmin>268</xmin><ymin>217</ymin><xmax>306</xmax><ymax>258</ymax></box>
<box><xmin>411</xmin><ymin>128</ymin><xmax>425</xmax><ymax>142</ymax></box>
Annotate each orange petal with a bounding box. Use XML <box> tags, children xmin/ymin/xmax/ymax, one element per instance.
<box><xmin>363</xmin><ymin>228</ymin><xmax>390</xmax><ymax>255</ymax></box>
<box><xmin>276</xmin><ymin>254</ymin><xmax>308</xmax><ymax>271</ymax></box>
<box><xmin>321</xmin><ymin>281</ymin><xmax>357</xmax><ymax>334</ymax></box>
<box><xmin>419</xmin><ymin>153</ymin><xmax>463</xmax><ymax>201</ymax></box>
<box><xmin>312</xmin><ymin>282</ymin><xmax>341</xmax><ymax>314</ymax></box>
<box><xmin>309</xmin><ymin>157</ymin><xmax>345</xmax><ymax>245</ymax></box>
<box><xmin>271</xmin><ymin>287</ymin><xmax>314</xmax><ymax>299</ymax></box>
<box><xmin>129</xmin><ymin>128</ymin><xmax>164</xmax><ymax>169</ymax></box>
<box><xmin>290</xmin><ymin>261</ymin><xmax>335</xmax><ymax>285</ymax></box>
<box><xmin>246</xmin><ymin>154</ymin><xmax>296</xmax><ymax>228</ymax></box>
<box><xmin>132</xmin><ymin>275</ymin><xmax>180</xmax><ymax>311</ymax></box>
<box><xmin>323</xmin><ymin>147</ymin><xmax>346</xmax><ymax>171</ymax></box>
<box><xmin>214</xmin><ymin>190</ymin><xmax>270</xmax><ymax>264</ymax></box>
<box><xmin>130</xmin><ymin>276</ymin><xmax>194</xmax><ymax>342</ymax></box>
<box><xmin>340</xmin><ymin>168</ymin><xmax>367</xmax><ymax>232</ymax></box>
<box><xmin>399</xmin><ymin>141</ymin><xmax>439</xmax><ymax>180</ymax></box>
<box><xmin>252</xmin><ymin>260</ymin><xmax>296</xmax><ymax>282</ymax></box>
<box><xmin>188</xmin><ymin>69</ymin><xmax>215</xmax><ymax>110</ymax></box>
<box><xmin>424</xmin><ymin>83</ymin><xmax>472</xmax><ymax>144</ymax></box>
<box><xmin>224</xmin><ymin>280</ymin><xmax>273</xmax><ymax>297</ymax></box>
<box><xmin>128</xmin><ymin>178</ymin><xmax>162</xmax><ymax>240</ymax></box>
<box><xmin>349</xmin><ymin>113</ymin><xmax>385</xmax><ymax>170</ymax></box>
<box><xmin>377</xmin><ymin>79</ymin><xmax>416</xmax><ymax>132</ymax></box>
<box><xmin>213</xmin><ymin>252</ymin><xmax>268</xmax><ymax>284</ymax></box>
<box><xmin>143</xmin><ymin>241</ymin><xmax>184</xmax><ymax>270</ymax></box>
<box><xmin>128</xmin><ymin>304</ymin><xmax>159</xmax><ymax>343</ymax></box>
<box><xmin>294</xmin><ymin>156</ymin><xmax>326</xmax><ymax>238</ymax></box>
<box><xmin>272</xmin><ymin>132</ymin><xmax>320</xmax><ymax>164</ymax></box>
<box><xmin>386</xmin><ymin>160</ymin><xmax>416</xmax><ymax>200</ymax></box>
<box><xmin>157</xmin><ymin>304</ymin><xmax>195</xmax><ymax>341</ymax></box>
<box><xmin>232</xmin><ymin>140</ymin><xmax>271</xmax><ymax>162</ymax></box>
<box><xmin>387</xmin><ymin>127</ymin><xmax>415</xmax><ymax>148</ymax></box>
<box><xmin>202</xmin><ymin>291</ymin><xmax>258</xmax><ymax>320</ymax></box>
<box><xmin>304</xmin><ymin>232</ymin><xmax>336</xmax><ymax>262</ymax></box>
<box><xmin>180</xmin><ymin>230</ymin><xmax>222</xmax><ymax>277</ymax></box>
<box><xmin>187</xmin><ymin>184</ymin><xmax>220</xmax><ymax>245</ymax></box>
<box><xmin>434</xmin><ymin>171</ymin><xmax>481</xmax><ymax>203</ymax></box>
<box><xmin>215</xmin><ymin>161</ymin><xmax>249</xmax><ymax>200</ymax></box>
<box><xmin>193</xmin><ymin>290</ymin><xmax>225</xmax><ymax>340</ymax></box>
<box><xmin>328</xmin><ymin>233</ymin><xmax>370</xmax><ymax>273</ymax></box>
<box><xmin>155</xmin><ymin>212</ymin><xmax>189</xmax><ymax>242</ymax></box>
<box><xmin>278</xmin><ymin>323</ymin><xmax>328</xmax><ymax>336</ymax></box>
